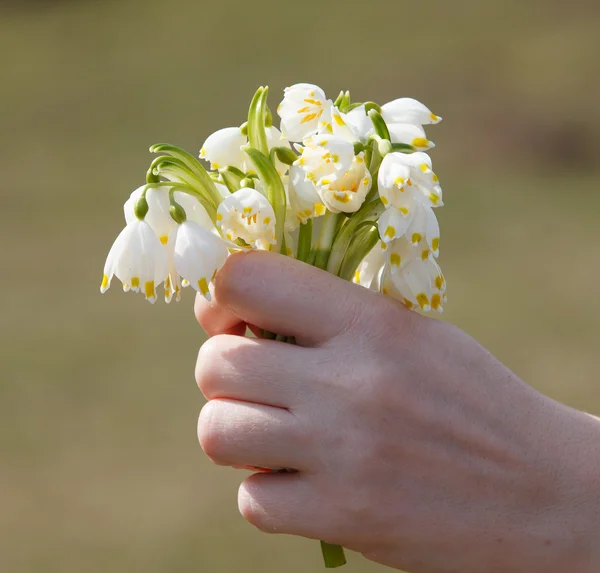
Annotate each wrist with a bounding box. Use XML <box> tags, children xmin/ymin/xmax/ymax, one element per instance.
<box><xmin>527</xmin><ymin>398</ymin><xmax>600</xmax><ymax>573</ymax></box>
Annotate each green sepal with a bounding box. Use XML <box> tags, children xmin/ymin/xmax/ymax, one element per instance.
<box><xmin>391</xmin><ymin>143</ymin><xmax>416</xmax><ymax>153</ymax></box>
<box><xmin>247</xmin><ymin>86</ymin><xmax>269</xmax><ymax>157</ymax></box>
<box><xmin>368</xmin><ymin>109</ymin><xmax>391</xmax><ymax>141</ymax></box>
<box><xmin>149</xmin><ymin>143</ymin><xmax>223</xmax><ymax>209</ymax></box>
<box><xmin>333</xmin><ymin>91</ymin><xmax>345</xmax><ymax>108</ymax></box>
<box><xmin>244</xmin><ymin>147</ymin><xmax>286</xmax><ymax>253</ymax></box>
<box><xmin>364</xmin><ymin>101</ymin><xmax>382</xmax><ymax>114</ymax></box>
<box><xmin>219</xmin><ymin>166</ymin><xmax>245</xmax><ymax>194</ymax></box>
<box><xmin>239</xmin><ymin>177</ymin><xmax>255</xmax><ymax>189</ymax></box>
<box><xmin>271</xmin><ymin>146</ymin><xmax>298</xmax><ymax>166</ymax></box>
<box><xmin>168</xmin><ymin>189</ymin><xmax>187</xmax><ymax>224</ymax></box>
<box><xmin>134</xmin><ymin>193</ymin><xmax>149</xmax><ymax>220</ymax></box>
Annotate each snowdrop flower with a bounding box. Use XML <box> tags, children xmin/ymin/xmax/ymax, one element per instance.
<box><xmin>378</xmin><ymin>200</ymin><xmax>440</xmax><ymax>255</ymax></box>
<box><xmin>124</xmin><ymin>186</ymin><xmax>174</xmax><ymax>246</ymax></box>
<box><xmin>381</xmin><ymin>255</ymin><xmax>446</xmax><ymax>312</ymax></box>
<box><xmin>321</xmin><ymin>105</ymin><xmax>372</xmax><ymax>143</ymax></box>
<box><xmin>216</xmin><ymin>187</ymin><xmax>276</xmax><ymax>250</ymax></box>
<box><xmin>387</xmin><ymin>123</ymin><xmax>435</xmax><ymax>151</ymax></box>
<box><xmin>381</xmin><ymin>97</ymin><xmax>442</xmax><ymax>127</ymax></box>
<box><xmin>101</xmin><ymin>219</ymin><xmax>168</xmax><ymax>303</ymax></box>
<box><xmin>200</xmin><ymin>127</ymin><xmax>247</xmax><ymax>171</ymax></box>
<box><xmin>288</xmin><ymin>165</ymin><xmax>327</xmax><ymax>225</ymax></box>
<box><xmin>278</xmin><ymin>83</ymin><xmax>332</xmax><ymax>142</ymax></box>
<box><xmin>353</xmin><ymin>244</ymin><xmax>385</xmax><ymax>288</ymax></box>
<box><xmin>378</xmin><ymin>151</ymin><xmax>443</xmax><ymax>209</ymax></box>
<box><xmin>200</xmin><ymin>126</ymin><xmax>291</xmax><ymax>175</ymax></box>
<box><xmin>172</xmin><ymin>221</ymin><xmax>230</xmax><ymax>300</ymax></box>
<box><xmin>318</xmin><ymin>153</ymin><xmax>372</xmax><ymax>213</ymax></box>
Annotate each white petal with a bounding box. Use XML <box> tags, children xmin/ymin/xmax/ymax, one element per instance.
<box><xmin>200</xmin><ymin>127</ymin><xmax>247</xmax><ymax>171</ymax></box>
<box><xmin>387</xmin><ymin>123</ymin><xmax>435</xmax><ymax>150</ymax></box>
<box><xmin>378</xmin><ymin>207</ymin><xmax>413</xmax><ymax>243</ymax></box>
<box><xmin>381</xmin><ymin>98</ymin><xmax>442</xmax><ymax>126</ymax></box>
<box><xmin>174</xmin><ymin>221</ymin><xmax>230</xmax><ymax>300</ymax></box>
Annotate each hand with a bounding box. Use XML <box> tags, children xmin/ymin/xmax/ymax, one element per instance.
<box><xmin>194</xmin><ymin>251</ymin><xmax>600</xmax><ymax>573</ymax></box>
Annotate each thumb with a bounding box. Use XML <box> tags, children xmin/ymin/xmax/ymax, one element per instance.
<box><xmin>213</xmin><ymin>250</ymin><xmax>381</xmax><ymax>346</ymax></box>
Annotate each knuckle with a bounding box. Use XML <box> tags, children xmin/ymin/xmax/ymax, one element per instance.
<box><xmin>195</xmin><ymin>335</ymin><xmax>228</xmax><ymax>395</ymax></box>
<box><xmin>197</xmin><ymin>401</ymin><xmax>227</xmax><ymax>463</ymax></box>
<box><xmin>238</xmin><ymin>476</ymin><xmax>274</xmax><ymax>533</ymax></box>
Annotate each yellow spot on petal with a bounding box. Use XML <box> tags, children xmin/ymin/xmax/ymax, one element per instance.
<box><xmin>298</xmin><ymin>157</ymin><xmax>305</xmax><ymax>165</ymax></box>
<box><xmin>304</xmin><ymin>98</ymin><xmax>322</xmax><ymax>106</ymax></box>
<box><xmin>212</xmin><ymin>162</ymin><xmax>220</xmax><ymax>170</ymax></box>
<box><xmin>362</xmin><ymin>178</ymin><xmax>370</xmax><ymax>186</ymax></box>
<box><xmin>335</xmin><ymin>193</ymin><xmax>350</xmax><ymax>203</ymax></box>
<box><xmin>320</xmin><ymin>178</ymin><xmax>331</xmax><ymax>185</ymax></box>
<box><xmin>301</xmin><ymin>113</ymin><xmax>317</xmax><ymax>124</ymax></box>
<box><xmin>354</xmin><ymin>269</ymin><xmax>361</xmax><ymax>283</ymax></box>
<box><xmin>243</xmin><ymin>206</ymin><xmax>252</xmax><ymax>215</ymax></box>
<box><xmin>412</xmin><ymin>137</ymin><xmax>429</xmax><ymax>148</ymax></box>
<box><xmin>160</xmin><ymin>235</ymin><xmax>169</xmax><ymax>245</ymax></box>
<box><xmin>390</xmin><ymin>253</ymin><xmax>401</xmax><ymax>267</ymax></box>
<box><xmin>432</xmin><ymin>238</ymin><xmax>439</xmax><ymax>252</ymax></box>
<box><xmin>263</xmin><ymin>216</ymin><xmax>271</xmax><ymax>225</ymax></box>
<box><xmin>420</xmin><ymin>163</ymin><xmax>429</xmax><ymax>173</ymax></box>
<box><xmin>165</xmin><ymin>276</ymin><xmax>171</xmax><ymax>290</ymax></box>
<box><xmin>144</xmin><ymin>280</ymin><xmax>156</xmax><ymax>300</ymax></box>
<box><xmin>197</xmin><ymin>278</ymin><xmax>209</xmax><ymax>297</ymax></box>
<box><xmin>200</xmin><ymin>147</ymin><xmax>206</xmax><ymax>157</ymax></box>
<box><xmin>297</xmin><ymin>106</ymin><xmax>310</xmax><ymax>114</ymax></box>
<box><xmin>430</xmin><ymin>112</ymin><xmax>439</xmax><ymax>122</ymax></box>
<box><xmin>101</xmin><ymin>274</ymin><xmax>109</xmax><ymax>291</ymax></box>
<box><xmin>325</xmin><ymin>123</ymin><xmax>333</xmax><ymax>134</ymax></box>
<box><xmin>381</xmin><ymin>196</ymin><xmax>389</xmax><ymax>205</ymax></box>
<box><xmin>394</xmin><ymin>177</ymin><xmax>406</xmax><ymax>188</ymax></box>
<box><xmin>385</xmin><ymin>226</ymin><xmax>396</xmax><ymax>238</ymax></box>
<box><xmin>412</xmin><ymin>233</ymin><xmax>422</xmax><ymax>244</ymax></box>
<box><xmin>314</xmin><ymin>203</ymin><xmax>326</xmax><ymax>216</ymax></box>
<box><xmin>333</xmin><ymin>114</ymin><xmax>345</xmax><ymax>126</ymax></box>
<box><xmin>331</xmin><ymin>154</ymin><xmax>339</xmax><ymax>163</ymax></box>
<box><xmin>216</xmin><ymin>213</ymin><xmax>223</xmax><ymax>221</ymax></box>
<box><xmin>416</xmin><ymin>293</ymin><xmax>430</xmax><ymax>309</ymax></box>
<box><xmin>380</xmin><ymin>241</ymin><xmax>387</xmax><ymax>250</ymax></box>
<box><xmin>421</xmin><ymin>249</ymin><xmax>430</xmax><ymax>260</ymax></box>
<box><xmin>131</xmin><ymin>277</ymin><xmax>140</xmax><ymax>289</ymax></box>
<box><xmin>432</xmin><ymin>173</ymin><xmax>439</xmax><ymax>182</ymax></box>
<box><xmin>403</xmin><ymin>298</ymin><xmax>415</xmax><ymax>309</ymax></box>
<box><xmin>435</xmin><ymin>275</ymin><xmax>445</xmax><ymax>290</ymax></box>
<box><xmin>429</xmin><ymin>193</ymin><xmax>440</xmax><ymax>205</ymax></box>
<box><xmin>356</xmin><ymin>156</ymin><xmax>364</xmax><ymax>164</ymax></box>
<box><xmin>307</xmin><ymin>172</ymin><xmax>316</xmax><ymax>181</ymax></box>
<box><xmin>382</xmin><ymin>287</ymin><xmax>389</xmax><ymax>295</ymax></box>
<box><xmin>431</xmin><ymin>293</ymin><xmax>441</xmax><ymax>310</ymax></box>
<box><xmin>400</xmin><ymin>207</ymin><xmax>409</xmax><ymax>216</ymax></box>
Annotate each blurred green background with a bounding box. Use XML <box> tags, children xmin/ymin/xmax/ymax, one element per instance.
<box><xmin>1</xmin><ymin>0</ymin><xmax>599</xmax><ymax>571</ymax></box>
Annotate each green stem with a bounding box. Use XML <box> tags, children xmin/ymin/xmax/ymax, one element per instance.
<box><xmin>339</xmin><ymin>226</ymin><xmax>380</xmax><ymax>282</ymax></box>
<box><xmin>296</xmin><ymin>220</ymin><xmax>313</xmax><ymax>263</ymax></box>
<box><xmin>314</xmin><ymin>212</ymin><xmax>341</xmax><ymax>270</ymax></box>
<box><xmin>321</xmin><ymin>541</ymin><xmax>347</xmax><ymax>568</ymax></box>
<box><xmin>327</xmin><ymin>199</ymin><xmax>384</xmax><ymax>276</ymax></box>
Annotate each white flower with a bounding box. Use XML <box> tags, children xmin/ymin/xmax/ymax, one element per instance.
<box><xmin>200</xmin><ymin>127</ymin><xmax>247</xmax><ymax>171</ymax></box>
<box><xmin>381</xmin><ymin>256</ymin><xmax>446</xmax><ymax>312</ymax></box>
<box><xmin>172</xmin><ymin>221</ymin><xmax>230</xmax><ymax>301</ymax></box>
<box><xmin>200</xmin><ymin>126</ymin><xmax>291</xmax><ymax>175</ymax></box>
<box><xmin>216</xmin><ymin>187</ymin><xmax>276</xmax><ymax>250</ymax></box>
<box><xmin>320</xmin><ymin>105</ymin><xmax>371</xmax><ymax>143</ymax></box>
<box><xmin>353</xmin><ymin>243</ymin><xmax>385</xmax><ymax>288</ymax></box>
<box><xmin>378</xmin><ymin>200</ymin><xmax>440</xmax><ymax>255</ymax></box>
<box><xmin>101</xmin><ymin>219</ymin><xmax>168</xmax><ymax>303</ymax></box>
<box><xmin>278</xmin><ymin>83</ymin><xmax>332</xmax><ymax>142</ymax></box>
<box><xmin>124</xmin><ymin>187</ymin><xmax>174</xmax><ymax>246</ymax></box>
<box><xmin>381</xmin><ymin>97</ymin><xmax>442</xmax><ymax>127</ymax></box>
<box><xmin>288</xmin><ymin>165</ymin><xmax>327</xmax><ymax>225</ymax></box>
<box><xmin>387</xmin><ymin>123</ymin><xmax>435</xmax><ymax>151</ymax></box>
<box><xmin>317</xmin><ymin>153</ymin><xmax>372</xmax><ymax>213</ymax></box>
<box><xmin>174</xmin><ymin>192</ymin><xmax>214</xmax><ymax>230</ymax></box>
<box><xmin>378</xmin><ymin>151</ymin><xmax>443</xmax><ymax>209</ymax></box>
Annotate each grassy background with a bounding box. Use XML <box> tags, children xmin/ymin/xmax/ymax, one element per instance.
<box><xmin>1</xmin><ymin>0</ymin><xmax>599</xmax><ymax>571</ymax></box>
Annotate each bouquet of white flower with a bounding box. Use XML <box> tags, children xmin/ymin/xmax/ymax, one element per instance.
<box><xmin>100</xmin><ymin>83</ymin><xmax>446</xmax><ymax>567</ymax></box>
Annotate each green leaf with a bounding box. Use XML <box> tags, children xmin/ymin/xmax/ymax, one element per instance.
<box><xmin>247</xmin><ymin>86</ymin><xmax>269</xmax><ymax>156</ymax></box>
<box><xmin>244</xmin><ymin>147</ymin><xmax>286</xmax><ymax>253</ymax></box>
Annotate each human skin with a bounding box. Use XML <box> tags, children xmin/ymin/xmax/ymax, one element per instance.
<box><xmin>193</xmin><ymin>250</ymin><xmax>600</xmax><ymax>573</ymax></box>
